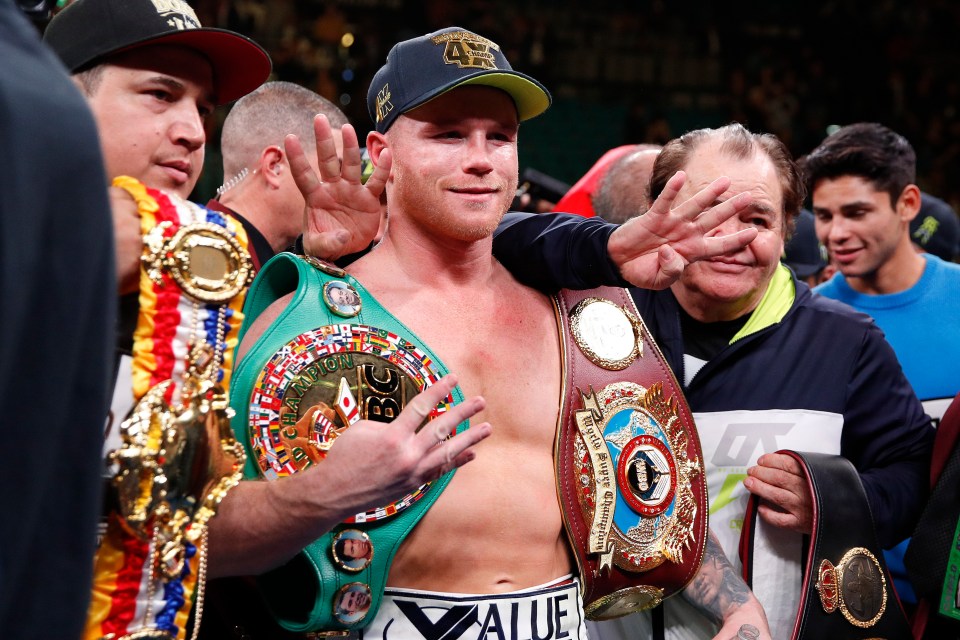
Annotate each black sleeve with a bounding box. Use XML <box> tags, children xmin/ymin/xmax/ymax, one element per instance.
<box><xmin>1</xmin><ymin>3</ymin><xmax>116</xmax><ymax>636</ymax></box>
<box><xmin>492</xmin><ymin>212</ymin><xmax>629</xmax><ymax>294</ymax></box>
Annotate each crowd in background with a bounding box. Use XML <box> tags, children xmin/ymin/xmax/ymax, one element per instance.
<box><xmin>190</xmin><ymin>0</ymin><xmax>960</xmax><ymax>215</ymax></box>
<box><xmin>5</xmin><ymin>0</ymin><xmax>959</xmax><ymax>637</ymax></box>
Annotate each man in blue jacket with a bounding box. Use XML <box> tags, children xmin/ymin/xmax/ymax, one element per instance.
<box><xmin>491</xmin><ymin>123</ymin><xmax>933</xmax><ymax>639</ymax></box>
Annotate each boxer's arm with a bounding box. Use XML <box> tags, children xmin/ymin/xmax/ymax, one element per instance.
<box><xmin>683</xmin><ymin>531</ymin><xmax>772</xmax><ymax>640</ymax></box>
<box><xmin>493</xmin><ymin>212</ymin><xmax>625</xmax><ymax>293</ymax></box>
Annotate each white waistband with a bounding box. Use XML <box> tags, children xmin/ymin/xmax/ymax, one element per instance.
<box><xmin>383</xmin><ymin>574</ymin><xmax>577</xmax><ymax>600</ymax></box>
<box><xmin>357</xmin><ymin>576</ymin><xmax>587</xmax><ymax>640</ymax></box>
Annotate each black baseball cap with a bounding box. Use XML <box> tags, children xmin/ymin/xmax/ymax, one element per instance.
<box><xmin>367</xmin><ymin>26</ymin><xmax>551</xmax><ymax>134</ymax></box>
<box><xmin>783</xmin><ymin>209</ymin><xmax>828</xmax><ymax>278</ymax></box>
<box><xmin>43</xmin><ymin>0</ymin><xmax>271</xmax><ymax>105</ymax></box>
<box><xmin>911</xmin><ymin>192</ymin><xmax>960</xmax><ymax>262</ymax></box>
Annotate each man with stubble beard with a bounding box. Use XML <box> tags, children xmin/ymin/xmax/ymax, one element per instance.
<box><xmin>209</xmin><ymin>27</ymin><xmax>774</xmax><ymax>640</ymax></box>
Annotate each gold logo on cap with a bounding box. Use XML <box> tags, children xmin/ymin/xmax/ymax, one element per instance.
<box><xmin>432</xmin><ymin>31</ymin><xmax>499</xmax><ymax>70</ymax></box>
<box><xmin>150</xmin><ymin>0</ymin><xmax>201</xmax><ymax>30</ymax></box>
<box><xmin>376</xmin><ymin>84</ymin><xmax>393</xmax><ymax>124</ymax></box>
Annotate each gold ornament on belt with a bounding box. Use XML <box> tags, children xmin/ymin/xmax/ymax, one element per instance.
<box><xmin>815</xmin><ymin>547</ymin><xmax>888</xmax><ymax>628</ymax></box>
<box><xmin>570</xmin><ymin>298</ymin><xmax>643</xmax><ymax>370</ymax></box>
<box><xmin>142</xmin><ymin>220</ymin><xmax>253</xmax><ymax>304</ymax></box>
<box><xmin>111</xmin><ymin>342</ymin><xmax>246</xmax><ymax>577</ymax></box>
<box><xmin>573</xmin><ymin>380</ymin><xmax>702</xmax><ymax>611</ymax></box>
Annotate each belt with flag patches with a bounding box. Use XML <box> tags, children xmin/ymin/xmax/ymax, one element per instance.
<box><xmin>86</xmin><ymin>177</ymin><xmax>250</xmax><ymax>640</ymax></box>
<box><xmin>553</xmin><ymin>287</ymin><xmax>708</xmax><ymax>619</ymax></box>
<box><xmin>739</xmin><ymin>451</ymin><xmax>912</xmax><ymax>639</ymax></box>
<box><xmin>229</xmin><ymin>252</ymin><xmax>467</xmax><ymax>634</ymax></box>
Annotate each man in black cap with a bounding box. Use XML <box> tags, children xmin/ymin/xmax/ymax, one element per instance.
<box><xmin>210</xmin><ymin>26</ymin><xmax>773</xmax><ymax>639</ymax></box>
<box><xmin>43</xmin><ymin>0</ymin><xmax>272</xmax><ymax>291</ymax></box>
<box><xmin>782</xmin><ymin>208</ymin><xmax>829</xmax><ymax>287</ymax></box>
<box><xmin>41</xmin><ymin>2</ymin><xmax>271</xmax><ymax>638</ymax></box>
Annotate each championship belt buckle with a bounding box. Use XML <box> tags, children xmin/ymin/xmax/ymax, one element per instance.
<box><xmin>249</xmin><ymin>323</ymin><xmax>454</xmax><ymax>520</ymax></box>
<box><xmin>247</xmin><ymin>320</ymin><xmax>458</xmax><ymax>628</ymax></box>
<box><xmin>142</xmin><ymin>220</ymin><xmax>253</xmax><ymax>304</ymax></box>
<box><xmin>815</xmin><ymin>547</ymin><xmax>888</xmax><ymax>629</ymax></box>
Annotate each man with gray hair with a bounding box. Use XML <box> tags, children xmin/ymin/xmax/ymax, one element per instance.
<box><xmin>493</xmin><ymin>122</ymin><xmax>931</xmax><ymax>639</ymax></box>
<box><xmin>211</xmin><ymin>81</ymin><xmax>351</xmax><ymax>269</ymax></box>
<box><xmin>593</xmin><ymin>144</ymin><xmax>662</xmax><ymax>224</ymax></box>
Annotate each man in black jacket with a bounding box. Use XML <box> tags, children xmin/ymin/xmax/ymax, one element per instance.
<box><xmin>492</xmin><ymin>123</ymin><xmax>933</xmax><ymax>639</ymax></box>
<box><xmin>0</xmin><ymin>1</ymin><xmax>114</xmax><ymax>637</ymax></box>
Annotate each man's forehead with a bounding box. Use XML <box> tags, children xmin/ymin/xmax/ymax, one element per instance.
<box><xmin>678</xmin><ymin>147</ymin><xmax>784</xmax><ymax>218</ymax></box>
<box><xmin>684</xmin><ymin>145</ymin><xmax>782</xmax><ymax>199</ymax></box>
<box><xmin>812</xmin><ymin>174</ymin><xmax>879</xmax><ymax>197</ymax></box>
<box><xmin>401</xmin><ymin>85</ymin><xmax>519</xmax><ymax>126</ymax></box>
<box><xmin>810</xmin><ymin>175</ymin><xmax>900</xmax><ymax>215</ymax></box>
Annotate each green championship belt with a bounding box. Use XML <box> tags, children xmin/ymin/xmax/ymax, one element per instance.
<box><xmin>230</xmin><ymin>253</ymin><xmax>466</xmax><ymax>634</ymax></box>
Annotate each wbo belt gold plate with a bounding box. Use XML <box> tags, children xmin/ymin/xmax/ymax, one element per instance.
<box><xmin>143</xmin><ymin>221</ymin><xmax>253</xmax><ymax>303</ymax></box>
<box><xmin>570</xmin><ymin>298</ymin><xmax>643</xmax><ymax>370</ymax></box>
<box><xmin>573</xmin><ymin>382</ymin><xmax>702</xmax><ymax>597</ymax></box>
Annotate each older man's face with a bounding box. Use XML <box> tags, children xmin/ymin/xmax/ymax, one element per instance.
<box><xmin>670</xmin><ymin>139</ymin><xmax>787</xmax><ymax>322</ymax></box>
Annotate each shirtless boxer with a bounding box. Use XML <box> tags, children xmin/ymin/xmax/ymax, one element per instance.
<box><xmin>209</xmin><ymin>27</ymin><xmax>771</xmax><ymax>640</ymax></box>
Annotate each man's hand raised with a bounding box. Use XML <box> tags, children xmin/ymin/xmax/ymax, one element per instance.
<box><xmin>286</xmin><ymin>114</ymin><xmax>391</xmax><ymax>260</ymax></box>
<box><xmin>607</xmin><ymin>171</ymin><xmax>757</xmax><ymax>289</ymax></box>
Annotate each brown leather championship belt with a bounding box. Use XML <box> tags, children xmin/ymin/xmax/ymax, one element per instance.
<box><xmin>739</xmin><ymin>450</ymin><xmax>912</xmax><ymax>639</ymax></box>
<box><xmin>555</xmin><ymin>287</ymin><xmax>708</xmax><ymax>620</ymax></box>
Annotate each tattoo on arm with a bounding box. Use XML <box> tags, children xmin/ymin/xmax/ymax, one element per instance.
<box><xmin>681</xmin><ymin>531</ymin><xmax>751</xmax><ymax>625</ymax></box>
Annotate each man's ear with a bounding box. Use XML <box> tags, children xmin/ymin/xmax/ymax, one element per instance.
<box><xmin>257</xmin><ymin>145</ymin><xmax>285</xmax><ymax>188</ymax></box>
<box><xmin>366</xmin><ymin>131</ymin><xmax>389</xmax><ymax>167</ymax></box>
<box><xmin>897</xmin><ymin>184</ymin><xmax>922</xmax><ymax>223</ymax></box>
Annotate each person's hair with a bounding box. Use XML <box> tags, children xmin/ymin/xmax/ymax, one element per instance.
<box><xmin>649</xmin><ymin>123</ymin><xmax>805</xmax><ymax>235</ymax></box>
<box><xmin>73</xmin><ymin>65</ymin><xmax>106</xmax><ymax>96</ymax></box>
<box><xmin>221</xmin><ymin>81</ymin><xmax>350</xmax><ymax>176</ymax></box>
<box><xmin>334</xmin><ymin>538</ymin><xmax>348</xmax><ymax>559</ymax></box>
<box><xmin>799</xmin><ymin>122</ymin><xmax>916</xmax><ymax>207</ymax></box>
<box><xmin>593</xmin><ymin>144</ymin><xmax>662</xmax><ymax>224</ymax></box>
